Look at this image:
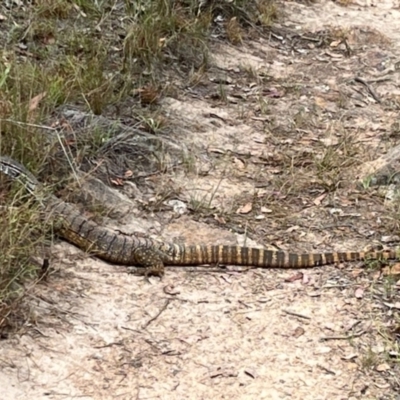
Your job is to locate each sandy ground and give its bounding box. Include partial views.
[2,1,400,399]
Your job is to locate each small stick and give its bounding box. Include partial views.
[319,330,365,341]
[142,299,171,329]
[354,77,381,103]
[283,309,311,320]
[0,119,57,130]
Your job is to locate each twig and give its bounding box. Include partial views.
[354,77,381,103]
[282,309,311,320]
[345,319,361,333]
[142,299,171,329]
[94,341,123,349]
[0,119,57,130]
[121,325,140,333]
[319,330,365,341]
[317,364,336,375]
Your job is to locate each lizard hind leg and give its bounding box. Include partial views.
[131,247,167,278]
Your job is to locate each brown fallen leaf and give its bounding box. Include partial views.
[313,192,327,206]
[341,353,358,361]
[354,287,364,299]
[284,272,303,283]
[236,202,252,214]
[314,96,327,109]
[383,263,400,276]
[263,87,284,98]
[372,270,381,281]
[208,147,225,154]
[376,363,390,372]
[28,91,47,122]
[214,214,226,225]
[314,346,332,355]
[351,268,363,278]
[163,285,180,296]
[293,326,305,338]
[124,170,133,178]
[383,302,400,310]
[29,91,47,113]
[137,85,160,105]
[110,178,124,186]
[62,133,76,146]
[233,157,245,169]
[42,33,55,45]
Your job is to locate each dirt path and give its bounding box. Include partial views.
[2,1,400,399]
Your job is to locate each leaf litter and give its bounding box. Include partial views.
[2,0,400,399]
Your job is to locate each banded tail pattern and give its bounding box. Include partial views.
[0,155,398,276]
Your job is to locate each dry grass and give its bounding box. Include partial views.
[0,0,278,330]
[1,0,400,396]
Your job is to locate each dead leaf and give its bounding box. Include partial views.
[324,50,344,58]
[330,40,342,47]
[314,96,326,109]
[208,147,225,154]
[110,178,124,186]
[124,170,133,178]
[286,225,300,233]
[336,262,346,270]
[28,92,47,113]
[372,271,382,282]
[42,33,55,45]
[383,263,400,276]
[214,214,226,224]
[371,345,384,354]
[260,207,272,213]
[263,87,283,98]
[233,157,245,169]
[236,202,252,214]
[320,137,339,146]
[351,269,363,278]
[381,235,400,243]
[314,346,332,355]
[376,363,390,372]
[354,287,364,299]
[163,285,180,296]
[269,168,282,175]
[284,272,303,282]
[341,353,358,361]
[383,302,400,309]
[138,85,159,105]
[347,363,358,371]
[293,326,305,338]
[313,193,327,206]
[64,138,76,146]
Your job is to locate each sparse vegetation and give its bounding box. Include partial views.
[0,0,278,330]
[1,0,400,396]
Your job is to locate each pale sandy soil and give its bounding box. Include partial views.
[2,1,400,399]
